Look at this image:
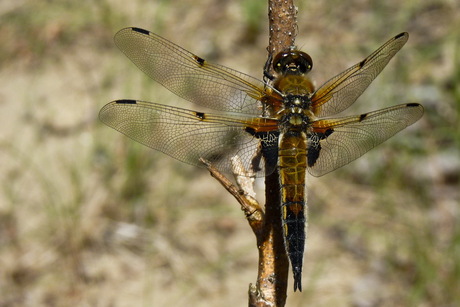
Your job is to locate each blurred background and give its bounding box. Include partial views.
[0,0,458,306]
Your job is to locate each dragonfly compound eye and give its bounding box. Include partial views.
[273,50,313,75]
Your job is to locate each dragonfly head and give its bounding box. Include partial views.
[273,50,313,76]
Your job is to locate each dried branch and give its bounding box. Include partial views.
[203,1,297,306]
[200,158,264,234]
[267,0,298,56]
[247,1,297,306]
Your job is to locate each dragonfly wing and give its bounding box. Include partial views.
[311,33,409,117]
[114,27,271,115]
[307,103,424,177]
[99,100,279,177]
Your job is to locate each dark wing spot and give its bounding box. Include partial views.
[359,113,368,121]
[307,144,321,167]
[244,129,279,172]
[358,58,366,69]
[395,32,406,39]
[307,129,334,167]
[324,128,333,137]
[406,103,420,107]
[194,55,205,66]
[244,127,257,135]
[116,99,137,104]
[259,131,279,170]
[131,27,149,35]
[194,112,205,120]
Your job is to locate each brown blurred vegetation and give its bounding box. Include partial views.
[0,0,459,306]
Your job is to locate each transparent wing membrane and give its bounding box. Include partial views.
[114,27,272,115]
[99,100,279,176]
[101,28,424,293]
[311,33,409,117]
[308,103,424,177]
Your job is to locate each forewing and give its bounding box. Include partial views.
[311,33,409,117]
[114,27,269,115]
[99,100,279,176]
[307,103,424,177]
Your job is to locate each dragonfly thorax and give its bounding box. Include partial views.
[275,94,314,129]
[284,94,311,109]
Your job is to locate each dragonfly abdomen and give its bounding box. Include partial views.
[278,131,308,292]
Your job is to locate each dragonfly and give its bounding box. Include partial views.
[99,27,424,292]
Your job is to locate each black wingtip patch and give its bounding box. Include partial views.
[131,27,149,35]
[395,32,407,39]
[193,55,205,66]
[194,112,205,120]
[117,99,137,104]
[406,103,420,107]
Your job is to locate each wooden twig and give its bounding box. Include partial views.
[203,1,297,306]
[200,158,264,234]
[248,1,297,306]
[267,0,297,56]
